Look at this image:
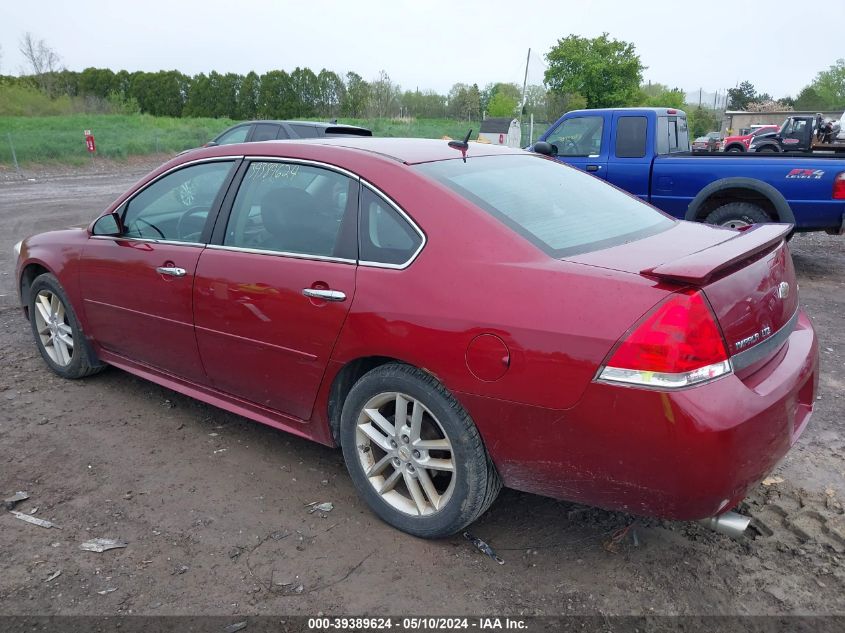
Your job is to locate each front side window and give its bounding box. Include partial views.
[122,161,234,242]
[216,125,250,145]
[359,187,423,266]
[545,116,604,156]
[417,154,673,257]
[223,161,357,259]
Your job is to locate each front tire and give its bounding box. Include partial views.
[28,273,105,379]
[704,202,771,229]
[340,363,501,538]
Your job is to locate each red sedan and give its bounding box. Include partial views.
[14,138,818,538]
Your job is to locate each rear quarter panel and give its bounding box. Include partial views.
[329,168,675,411]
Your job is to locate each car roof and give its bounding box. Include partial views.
[244,120,368,130]
[222,137,526,165]
[568,107,687,116]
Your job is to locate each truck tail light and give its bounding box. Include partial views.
[834,173,845,200]
[597,290,732,389]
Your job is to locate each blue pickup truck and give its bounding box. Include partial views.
[532,107,845,233]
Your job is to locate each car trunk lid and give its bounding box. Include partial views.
[567,222,798,367]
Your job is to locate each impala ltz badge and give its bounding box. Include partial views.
[735,325,773,351]
[777,282,790,299]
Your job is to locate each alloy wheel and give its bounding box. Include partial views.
[355,391,456,516]
[33,289,74,366]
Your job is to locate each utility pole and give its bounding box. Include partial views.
[520,47,531,121]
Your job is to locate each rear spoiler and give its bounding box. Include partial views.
[641,223,793,285]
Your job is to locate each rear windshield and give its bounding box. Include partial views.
[416,154,673,257]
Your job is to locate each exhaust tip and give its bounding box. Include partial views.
[698,511,751,539]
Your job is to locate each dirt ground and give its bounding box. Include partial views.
[1,160,844,619]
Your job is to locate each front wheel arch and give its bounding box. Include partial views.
[19,262,51,319]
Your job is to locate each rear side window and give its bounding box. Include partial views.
[615,117,647,158]
[359,187,423,266]
[657,116,690,154]
[417,155,672,257]
[251,123,279,142]
[290,124,320,138]
[223,161,357,259]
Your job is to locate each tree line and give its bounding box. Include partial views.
[5,31,840,132]
[0,31,718,126]
[0,62,576,122]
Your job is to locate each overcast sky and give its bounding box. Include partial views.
[0,0,839,100]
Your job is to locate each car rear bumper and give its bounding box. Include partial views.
[459,310,818,520]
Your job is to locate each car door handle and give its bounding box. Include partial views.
[586,165,601,172]
[302,288,346,302]
[156,266,187,277]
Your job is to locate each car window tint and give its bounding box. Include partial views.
[223,161,355,258]
[216,125,250,145]
[359,187,422,266]
[546,116,604,156]
[615,116,647,158]
[122,161,234,243]
[417,154,673,257]
[290,124,320,138]
[252,123,279,142]
[276,125,290,139]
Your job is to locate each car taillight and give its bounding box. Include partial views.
[597,290,732,389]
[834,173,845,200]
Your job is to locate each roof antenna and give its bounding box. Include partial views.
[448,129,472,162]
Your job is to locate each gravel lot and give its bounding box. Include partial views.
[1,160,844,618]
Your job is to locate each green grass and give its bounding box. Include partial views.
[0,114,236,165]
[0,115,482,166]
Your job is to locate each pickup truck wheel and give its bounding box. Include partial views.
[726,145,744,153]
[705,202,771,229]
[758,146,778,153]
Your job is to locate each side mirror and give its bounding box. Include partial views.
[92,212,122,236]
[203,141,219,147]
[533,141,557,156]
